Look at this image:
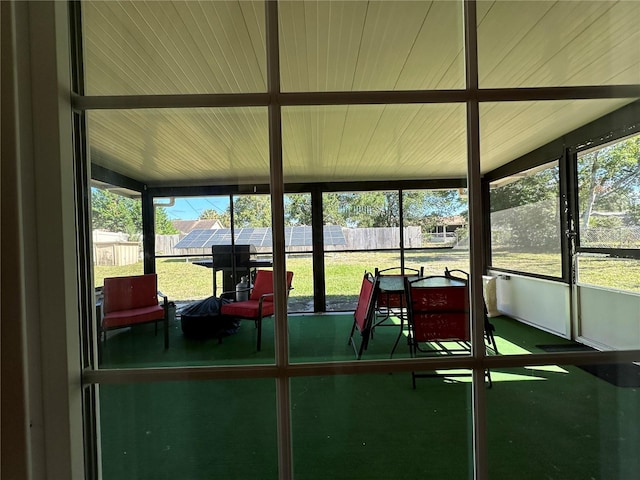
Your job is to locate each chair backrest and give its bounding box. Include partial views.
[375,266,423,308]
[444,267,469,282]
[444,267,494,332]
[354,271,380,332]
[375,266,424,277]
[249,270,294,301]
[404,275,469,342]
[103,274,158,313]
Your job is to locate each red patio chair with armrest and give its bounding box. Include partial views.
[347,271,380,359]
[101,273,170,349]
[404,275,491,389]
[220,269,294,351]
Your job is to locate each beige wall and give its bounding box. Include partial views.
[1,2,84,479]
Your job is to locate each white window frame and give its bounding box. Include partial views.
[6,2,640,479]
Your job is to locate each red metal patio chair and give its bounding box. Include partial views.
[220,269,294,351]
[101,273,170,349]
[347,271,380,359]
[404,275,492,389]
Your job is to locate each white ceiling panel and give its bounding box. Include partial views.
[480,98,636,171]
[83,1,267,94]
[478,0,640,87]
[278,1,369,92]
[83,1,640,187]
[88,108,270,186]
[278,0,465,91]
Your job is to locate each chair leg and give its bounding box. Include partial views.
[356,327,371,360]
[164,315,169,349]
[256,318,262,351]
[487,331,499,354]
[348,319,357,345]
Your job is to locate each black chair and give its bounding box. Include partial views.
[372,266,424,357]
[373,266,424,322]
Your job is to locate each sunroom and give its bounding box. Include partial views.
[3,1,640,479]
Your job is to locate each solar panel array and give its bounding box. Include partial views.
[175,225,346,249]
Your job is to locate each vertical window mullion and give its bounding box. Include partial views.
[463,1,489,480]
[399,188,405,271]
[265,2,293,480]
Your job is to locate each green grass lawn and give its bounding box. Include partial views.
[94,250,473,306]
[93,249,640,308]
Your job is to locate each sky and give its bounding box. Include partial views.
[161,197,229,220]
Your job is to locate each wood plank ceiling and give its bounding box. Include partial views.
[82,0,640,187]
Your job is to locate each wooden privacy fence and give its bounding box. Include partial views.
[155,227,423,256]
[341,226,422,250]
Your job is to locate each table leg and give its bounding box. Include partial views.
[390,311,407,358]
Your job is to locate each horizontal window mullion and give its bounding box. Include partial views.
[73,84,640,112]
[575,248,640,260]
[83,348,640,385]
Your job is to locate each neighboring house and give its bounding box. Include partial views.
[171,219,225,235]
[428,215,466,243]
[438,215,466,233]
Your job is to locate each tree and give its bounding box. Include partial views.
[403,190,466,232]
[489,164,560,251]
[578,135,640,229]
[212,190,466,231]
[232,195,272,227]
[490,166,559,213]
[199,208,230,226]
[285,195,312,226]
[333,192,395,227]
[155,208,179,235]
[91,189,178,237]
[91,189,140,238]
[321,193,346,226]
[507,199,560,251]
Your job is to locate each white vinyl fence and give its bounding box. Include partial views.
[93,242,140,266]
